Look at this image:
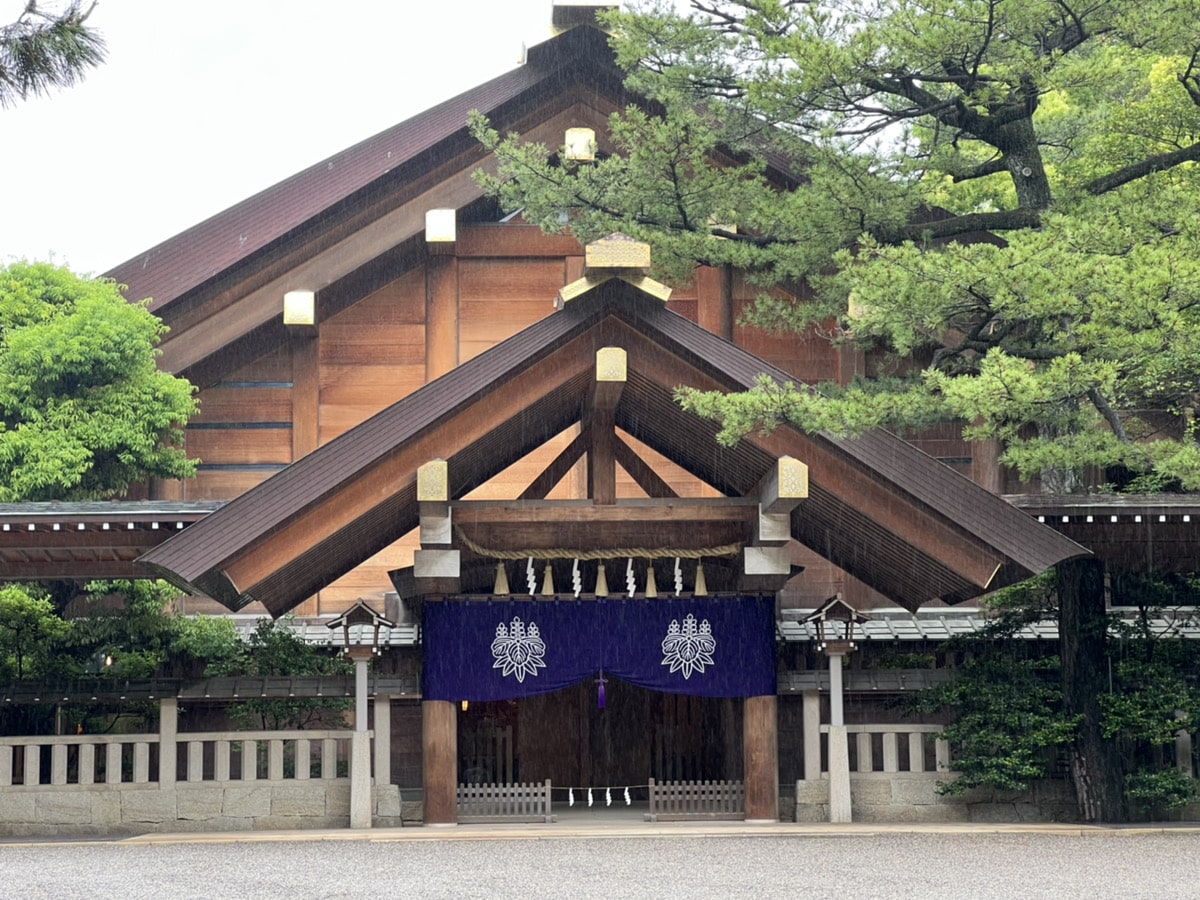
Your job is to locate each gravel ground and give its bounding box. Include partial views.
[3,833,1199,900]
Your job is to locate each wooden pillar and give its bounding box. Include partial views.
[743,694,779,822]
[696,264,734,341]
[425,253,459,381]
[291,331,320,615]
[422,699,458,825]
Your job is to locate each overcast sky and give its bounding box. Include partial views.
[0,0,563,275]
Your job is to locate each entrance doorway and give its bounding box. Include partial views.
[457,680,744,814]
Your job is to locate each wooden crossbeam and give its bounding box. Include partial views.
[519,429,589,501]
[613,434,678,499]
[586,348,627,505]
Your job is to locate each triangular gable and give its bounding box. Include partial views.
[139,279,1087,616]
[108,24,633,388]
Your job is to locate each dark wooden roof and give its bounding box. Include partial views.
[0,501,223,582]
[140,280,1086,616]
[104,24,626,385]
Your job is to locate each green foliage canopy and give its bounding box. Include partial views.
[0,262,198,501]
[474,0,1200,489]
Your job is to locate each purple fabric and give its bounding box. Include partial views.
[422,596,776,701]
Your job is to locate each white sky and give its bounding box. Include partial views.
[0,0,564,275]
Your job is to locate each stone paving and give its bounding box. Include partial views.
[3,821,1200,898]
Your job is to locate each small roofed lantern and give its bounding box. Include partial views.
[326,599,394,830]
[425,208,457,243]
[564,127,596,162]
[326,598,396,660]
[803,593,870,654]
[283,289,316,326]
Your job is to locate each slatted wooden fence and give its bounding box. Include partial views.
[645,778,745,821]
[457,780,555,823]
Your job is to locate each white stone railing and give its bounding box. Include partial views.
[817,724,950,776]
[177,730,354,783]
[0,733,161,787]
[0,728,358,788]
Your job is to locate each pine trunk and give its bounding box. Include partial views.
[1056,557,1126,821]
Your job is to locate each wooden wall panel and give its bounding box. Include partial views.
[320,532,419,614]
[318,364,426,443]
[192,387,291,424]
[188,469,280,499]
[733,298,838,384]
[458,258,565,363]
[185,429,291,465]
[224,347,292,383]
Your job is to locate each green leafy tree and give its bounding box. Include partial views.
[207,618,352,731]
[0,261,198,501]
[0,1,104,108]
[913,656,1079,794]
[0,583,70,679]
[475,0,1200,491]
[476,0,1200,822]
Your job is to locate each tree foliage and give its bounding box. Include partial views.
[206,618,352,731]
[0,262,198,500]
[474,0,1200,489]
[0,1,104,108]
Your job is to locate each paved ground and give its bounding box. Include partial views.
[4,822,1200,899]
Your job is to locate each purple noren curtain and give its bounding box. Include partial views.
[422,596,776,701]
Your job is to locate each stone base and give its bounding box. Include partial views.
[0,780,407,838]
[795,774,1077,824]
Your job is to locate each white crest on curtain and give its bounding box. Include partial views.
[660,613,716,680]
[491,616,546,683]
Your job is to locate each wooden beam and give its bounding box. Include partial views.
[696,264,734,341]
[425,253,459,381]
[612,435,678,499]
[587,348,626,505]
[520,428,589,500]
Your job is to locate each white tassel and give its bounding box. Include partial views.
[626,558,636,597]
[624,786,631,806]
[526,557,536,595]
[572,558,582,598]
[674,557,682,596]
[587,788,594,807]
[606,787,612,806]
[569,788,575,807]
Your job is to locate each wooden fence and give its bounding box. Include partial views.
[456,780,555,823]
[645,778,745,821]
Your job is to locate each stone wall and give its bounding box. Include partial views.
[0,783,421,839]
[795,774,1077,823]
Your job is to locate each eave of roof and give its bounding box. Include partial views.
[141,280,1086,616]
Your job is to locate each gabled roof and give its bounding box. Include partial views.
[139,279,1087,616]
[105,25,632,387]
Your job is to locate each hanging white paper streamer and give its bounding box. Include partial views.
[624,786,631,806]
[526,556,537,595]
[569,788,575,807]
[674,557,682,596]
[572,558,582,598]
[605,787,612,807]
[626,558,635,597]
[587,788,594,808]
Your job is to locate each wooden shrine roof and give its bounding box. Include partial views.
[138,279,1086,616]
[0,501,223,581]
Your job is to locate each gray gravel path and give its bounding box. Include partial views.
[3,833,1200,900]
